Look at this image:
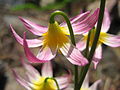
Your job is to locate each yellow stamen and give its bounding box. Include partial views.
[32,77,57,90]
[43,21,69,50]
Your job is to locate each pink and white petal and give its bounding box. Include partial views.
[60,43,88,66]
[76,37,86,51]
[36,46,56,60]
[94,45,102,60]
[55,74,71,89]
[101,8,111,32]
[82,72,89,88]
[89,80,102,90]
[23,32,49,63]
[100,33,120,47]
[19,17,47,36]
[20,58,41,82]
[12,69,32,90]
[92,45,102,69]
[60,11,90,27]
[41,61,53,77]
[70,11,91,24]
[72,8,100,34]
[10,25,43,48]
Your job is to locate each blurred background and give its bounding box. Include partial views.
[0,0,120,90]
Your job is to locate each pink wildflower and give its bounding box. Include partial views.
[10,9,99,66]
[12,59,71,90]
[76,8,120,69]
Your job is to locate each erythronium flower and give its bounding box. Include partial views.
[12,59,71,90]
[10,8,99,66]
[76,8,120,69]
[65,73,101,90]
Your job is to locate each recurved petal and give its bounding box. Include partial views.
[19,17,47,36]
[89,80,101,90]
[100,33,120,47]
[12,69,32,90]
[70,11,91,24]
[60,10,90,27]
[41,61,53,77]
[60,43,88,66]
[23,32,48,63]
[76,37,86,51]
[20,58,40,82]
[101,8,111,32]
[10,25,43,48]
[72,8,100,34]
[55,74,71,89]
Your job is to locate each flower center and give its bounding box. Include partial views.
[43,21,69,50]
[32,77,57,90]
[84,29,103,46]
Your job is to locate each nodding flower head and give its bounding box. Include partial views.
[12,59,71,90]
[10,8,100,66]
[76,8,120,69]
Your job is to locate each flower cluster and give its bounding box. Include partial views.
[10,2,120,89]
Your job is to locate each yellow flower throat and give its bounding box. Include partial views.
[32,77,57,90]
[84,29,107,46]
[43,21,69,50]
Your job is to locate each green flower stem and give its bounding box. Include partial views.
[45,77,60,90]
[50,11,78,90]
[85,30,91,57]
[78,0,106,89]
[79,30,91,80]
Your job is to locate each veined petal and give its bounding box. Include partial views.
[89,80,101,90]
[76,37,86,51]
[10,25,43,48]
[20,58,40,82]
[55,74,71,89]
[72,8,100,34]
[60,11,90,27]
[100,33,120,47]
[60,43,88,66]
[70,11,91,24]
[19,17,47,36]
[101,8,111,32]
[41,61,53,77]
[12,69,32,90]
[23,32,48,63]
[36,47,56,61]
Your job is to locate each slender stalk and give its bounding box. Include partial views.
[84,30,91,58]
[49,11,78,90]
[79,30,91,80]
[78,0,106,89]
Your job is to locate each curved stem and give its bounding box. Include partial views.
[45,77,60,90]
[50,11,78,90]
[50,11,76,45]
[78,0,106,89]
